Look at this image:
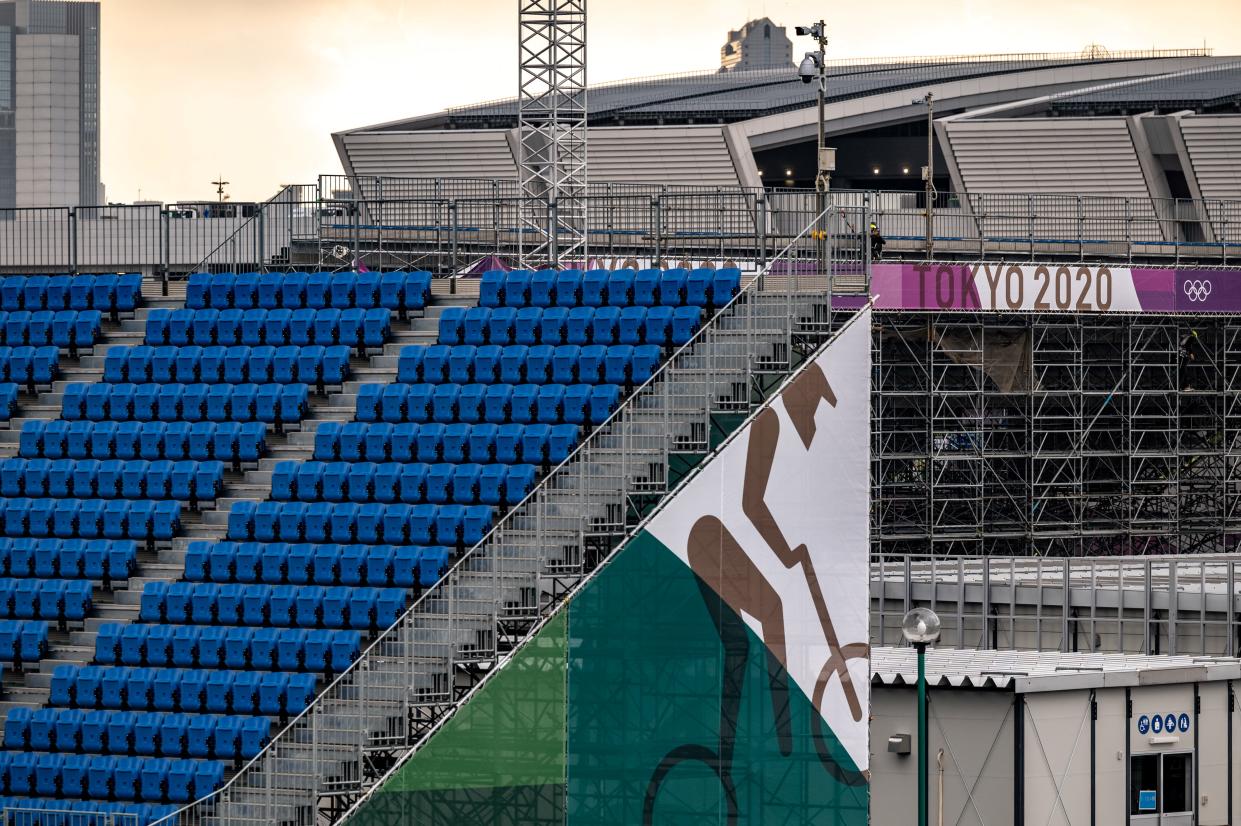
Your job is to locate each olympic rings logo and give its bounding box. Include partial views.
[1184,279,1213,303]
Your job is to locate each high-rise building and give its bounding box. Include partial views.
[0,0,99,209]
[719,18,793,72]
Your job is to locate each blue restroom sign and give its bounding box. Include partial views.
[1165,714,1177,734]
[1152,715,1163,733]
[1137,715,1150,734]
[1178,713,1190,733]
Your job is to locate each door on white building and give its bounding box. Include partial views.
[1131,752,1194,825]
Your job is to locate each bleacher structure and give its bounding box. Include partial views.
[0,243,826,826]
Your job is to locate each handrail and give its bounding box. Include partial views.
[150,202,854,826]
[184,184,305,276]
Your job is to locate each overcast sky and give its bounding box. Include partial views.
[99,0,1241,204]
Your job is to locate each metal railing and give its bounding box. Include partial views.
[873,554,1241,658]
[153,205,866,826]
[1,807,139,826]
[7,175,1241,276]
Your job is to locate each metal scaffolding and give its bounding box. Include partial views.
[873,311,1238,557]
[517,0,588,267]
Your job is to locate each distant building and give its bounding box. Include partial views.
[720,18,792,72]
[0,0,101,209]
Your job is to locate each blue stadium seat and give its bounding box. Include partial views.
[540,307,568,346]
[711,268,742,307]
[618,307,646,345]
[438,307,466,345]
[658,267,688,306]
[514,307,541,346]
[562,384,591,425]
[529,270,556,307]
[605,269,635,306]
[634,269,661,306]
[479,270,505,308]
[503,271,531,308]
[525,344,554,384]
[644,305,674,346]
[554,270,582,307]
[580,269,609,307]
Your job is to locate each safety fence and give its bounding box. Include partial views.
[148,206,864,826]
[6,175,1241,277]
[0,186,317,277]
[873,553,1241,659]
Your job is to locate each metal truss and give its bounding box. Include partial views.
[873,312,1239,557]
[517,0,587,267]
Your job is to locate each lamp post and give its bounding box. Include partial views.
[902,607,942,826]
[922,92,935,258]
[795,22,834,276]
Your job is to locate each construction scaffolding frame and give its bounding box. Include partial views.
[516,0,588,267]
[872,311,1240,558]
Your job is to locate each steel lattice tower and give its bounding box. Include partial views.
[517,0,587,267]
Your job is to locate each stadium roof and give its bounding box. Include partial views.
[1049,61,1241,114]
[351,48,1227,133]
[333,48,1241,199]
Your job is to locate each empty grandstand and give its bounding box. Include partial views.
[3,6,1241,820]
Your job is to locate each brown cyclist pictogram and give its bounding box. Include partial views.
[643,361,869,825]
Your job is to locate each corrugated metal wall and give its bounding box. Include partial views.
[337,125,741,188]
[943,118,1152,197]
[1178,115,1241,201]
[585,126,739,186]
[339,129,517,180]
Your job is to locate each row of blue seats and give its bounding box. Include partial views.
[228,500,491,547]
[271,461,537,508]
[0,798,180,826]
[97,623,361,675]
[0,579,92,622]
[356,382,620,427]
[186,271,431,313]
[478,267,741,310]
[145,308,390,350]
[0,539,137,582]
[315,421,579,467]
[105,345,352,387]
[21,421,266,466]
[0,620,48,662]
[6,708,270,762]
[0,347,59,385]
[184,542,449,589]
[0,312,101,349]
[1,498,180,542]
[0,752,224,805]
[139,582,406,632]
[399,343,661,387]
[50,665,316,717]
[439,304,701,348]
[62,383,309,425]
[0,275,143,315]
[0,460,224,504]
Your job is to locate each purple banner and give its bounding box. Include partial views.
[848,263,1241,314]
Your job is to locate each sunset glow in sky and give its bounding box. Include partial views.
[99,0,1241,204]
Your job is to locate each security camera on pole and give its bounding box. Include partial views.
[795,21,835,281]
